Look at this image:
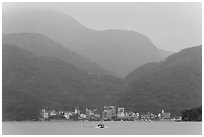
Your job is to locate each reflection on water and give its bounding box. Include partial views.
[2,121,202,135]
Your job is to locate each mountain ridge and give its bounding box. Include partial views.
[3,9,171,77]
[3,33,116,76]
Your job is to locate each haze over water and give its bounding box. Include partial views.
[2,121,202,135]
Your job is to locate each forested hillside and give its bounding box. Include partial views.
[118,46,202,115]
[2,44,123,121]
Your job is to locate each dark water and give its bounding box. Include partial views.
[2,121,202,135]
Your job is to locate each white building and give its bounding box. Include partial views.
[117,107,125,118]
[80,114,86,119]
[64,112,70,120]
[42,112,49,119]
[75,107,80,114]
[41,109,49,119]
[50,110,57,116]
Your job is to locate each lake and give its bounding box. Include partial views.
[2,121,202,135]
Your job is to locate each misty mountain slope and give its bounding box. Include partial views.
[2,33,115,76]
[158,48,173,59]
[3,9,169,77]
[2,44,123,121]
[118,46,202,115]
[76,29,162,78]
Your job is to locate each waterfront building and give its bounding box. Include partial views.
[150,113,157,120]
[162,112,171,119]
[85,108,91,120]
[161,110,171,119]
[158,113,161,118]
[50,110,57,116]
[135,113,140,120]
[80,114,86,119]
[64,112,70,120]
[141,112,151,121]
[124,112,128,117]
[74,107,80,114]
[104,106,116,120]
[124,111,137,120]
[130,112,136,118]
[43,113,49,119]
[86,108,97,120]
[40,109,49,119]
[117,107,125,119]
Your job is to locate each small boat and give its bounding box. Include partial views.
[95,121,108,129]
[97,123,105,128]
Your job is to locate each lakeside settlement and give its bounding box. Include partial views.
[40,106,182,122]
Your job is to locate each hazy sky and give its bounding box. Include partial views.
[3,2,202,51]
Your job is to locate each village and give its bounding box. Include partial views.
[40,106,182,121]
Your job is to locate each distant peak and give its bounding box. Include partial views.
[3,9,88,30]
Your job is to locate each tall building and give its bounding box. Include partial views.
[117,107,125,119]
[85,108,91,120]
[74,107,80,114]
[104,106,116,119]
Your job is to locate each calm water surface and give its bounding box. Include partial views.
[2,121,202,135]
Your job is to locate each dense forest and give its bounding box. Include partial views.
[2,44,123,121]
[182,106,202,121]
[118,46,202,115]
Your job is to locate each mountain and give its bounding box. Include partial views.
[2,33,115,76]
[2,43,201,120]
[118,46,202,115]
[158,48,173,59]
[3,9,169,78]
[2,44,123,121]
